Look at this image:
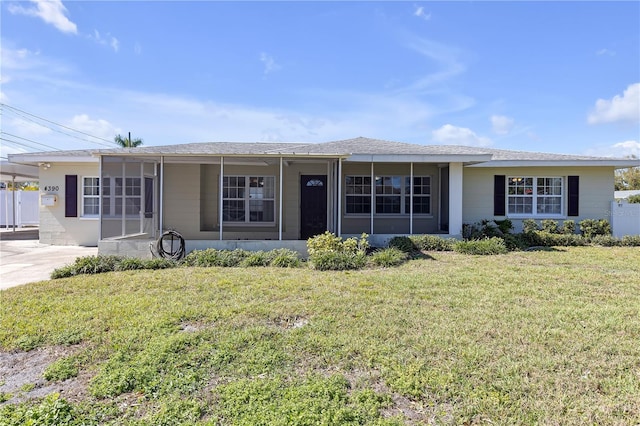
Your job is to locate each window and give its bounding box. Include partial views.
[507,176,563,216]
[100,177,143,217]
[223,176,275,223]
[82,177,100,216]
[345,176,371,214]
[345,175,430,215]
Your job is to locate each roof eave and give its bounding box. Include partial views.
[467,160,640,169]
[7,154,98,165]
[346,154,493,163]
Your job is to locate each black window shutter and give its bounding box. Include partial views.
[494,175,506,216]
[65,175,78,217]
[568,176,579,217]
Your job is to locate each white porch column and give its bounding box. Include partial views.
[219,156,224,241]
[448,162,463,236]
[279,157,283,241]
[370,162,374,235]
[409,162,414,235]
[159,156,164,234]
[99,156,103,240]
[337,158,342,237]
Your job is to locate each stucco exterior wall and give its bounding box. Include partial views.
[463,166,615,231]
[38,162,100,246]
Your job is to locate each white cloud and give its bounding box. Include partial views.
[8,0,77,34]
[431,124,492,147]
[490,115,514,135]
[68,114,120,140]
[89,30,119,53]
[584,140,640,158]
[596,48,615,56]
[413,5,431,21]
[259,52,281,75]
[588,83,640,125]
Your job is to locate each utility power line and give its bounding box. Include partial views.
[1,132,61,151]
[0,103,119,148]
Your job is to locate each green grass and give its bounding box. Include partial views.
[1,247,639,425]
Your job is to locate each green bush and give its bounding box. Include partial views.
[579,219,611,239]
[525,231,586,247]
[621,235,640,246]
[182,248,249,267]
[51,255,122,278]
[269,249,301,268]
[114,257,147,271]
[562,220,576,235]
[369,248,408,267]
[307,232,369,270]
[495,219,514,234]
[309,251,367,271]
[453,237,508,255]
[628,194,640,203]
[387,236,415,253]
[409,235,454,251]
[522,219,539,233]
[541,219,559,234]
[590,235,620,247]
[241,250,273,267]
[502,233,531,251]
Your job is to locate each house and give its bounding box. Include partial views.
[8,137,638,257]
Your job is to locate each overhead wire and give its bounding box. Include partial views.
[0,103,119,148]
[1,132,61,151]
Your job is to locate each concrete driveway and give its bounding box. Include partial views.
[0,228,98,290]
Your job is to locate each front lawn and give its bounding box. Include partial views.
[1,247,639,425]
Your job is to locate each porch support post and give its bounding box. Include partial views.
[121,161,126,237]
[409,162,414,235]
[449,162,463,237]
[11,175,16,232]
[279,156,283,241]
[219,156,224,241]
[337,158,342,237]
[159,156,164,234]
[370,162,374,235]
[98,156,103,240]
[139,162,144,234]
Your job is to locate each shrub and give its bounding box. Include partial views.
[387,236,415,253]
[502,233,530,251]
[453,237,508,255]
[579,219,611,239]
[269,249,301,268]
[495,219,514,234]
[525,231,586,247]
[590,235,620,247]
[522,219,539,233]
[144,258,179,270]
[114,257,147,271]
[462,220,505,240]
[241,250,273,267]
[182,248,249,267]
[369,248,408,267]
[541,219,559,234]
[307,232,369,270]
[310,252,367,271]
[621,235,640,246]
[410,235,454,251]
[562,220,576,235]
[51,255,122,278]
[628,194,640,203]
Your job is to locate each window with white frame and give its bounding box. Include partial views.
[82,177,100,216]
[507,176,563,216]
[345,175,431,215]
[223,176,275,223]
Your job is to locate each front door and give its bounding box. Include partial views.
[300,175,327,239]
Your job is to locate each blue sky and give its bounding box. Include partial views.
[1,1,639,159]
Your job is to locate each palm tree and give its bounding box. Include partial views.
[114,133,143,148]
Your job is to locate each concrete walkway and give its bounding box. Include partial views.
[0,228,98,290]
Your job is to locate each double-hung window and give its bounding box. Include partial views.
[100,177,142,216]
[345,175,431,215]
[507,177,563,216]
[82,177,100,216]
[223,176,275,223]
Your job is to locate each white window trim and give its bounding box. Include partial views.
[345,175,432,216]
[506,176,565,218]
[81,176,100,218]
[222,175,276,225]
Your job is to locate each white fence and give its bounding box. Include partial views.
[0,190,39,228]
[611,201,640,237]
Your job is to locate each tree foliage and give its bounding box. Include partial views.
[614,155,640,191]
[114,134,143,148]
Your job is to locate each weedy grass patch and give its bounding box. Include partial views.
[1,247,639,425]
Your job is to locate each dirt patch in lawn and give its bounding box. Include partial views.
[0,346,90,404]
